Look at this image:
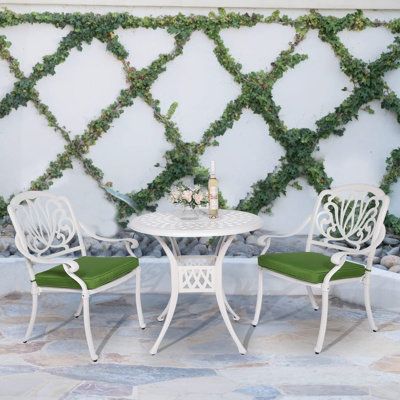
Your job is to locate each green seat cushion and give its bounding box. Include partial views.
[35,256,139,290]
[258,252,365,284]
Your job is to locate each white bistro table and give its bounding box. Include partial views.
[129,209,262,355]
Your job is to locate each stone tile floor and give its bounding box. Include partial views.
[0,292,400,399]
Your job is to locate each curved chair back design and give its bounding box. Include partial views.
[7,191,86,260]
[306,184,390,257]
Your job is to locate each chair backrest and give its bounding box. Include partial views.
[7,191,85,260]
[306,184,390,255]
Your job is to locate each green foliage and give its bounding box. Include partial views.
[0,195,7,221]
[0,8,399,234]
[381,148,400,194]
[385,213,400,235]
[380,91,400,234]
[166,102,178,120]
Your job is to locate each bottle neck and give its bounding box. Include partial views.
[210,161,216,177]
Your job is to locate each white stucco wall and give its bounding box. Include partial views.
[0,2,399,236]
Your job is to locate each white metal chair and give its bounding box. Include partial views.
[252,184,390,354]
[8,191,146,362]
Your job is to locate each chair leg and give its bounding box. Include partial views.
[306,286,319,311]
[315,286,329,354]
[82,294,98,362]
[74,299,83,318]
[252,268,264,327]
[364,273,377,332]
[135,267,146,329]
[23,290,38,343]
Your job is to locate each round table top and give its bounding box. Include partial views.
[129,209,263,237]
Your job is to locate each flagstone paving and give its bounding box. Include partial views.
[0,292,399,399]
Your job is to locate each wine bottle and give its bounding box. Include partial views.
[208,160,218,219]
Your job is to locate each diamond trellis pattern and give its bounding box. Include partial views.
[179,266,214,292]
[0,10,399,231]
[220,23,296,73]
[36,39,128,137]
[338,27,396,63]
[151,31,241,143]
[116,27,175,70]
[200,109,284,206]
[272,30,353,130]
[87,98,172,194]
[317,101,400,187]
[0,102,66,197]
[0,23,71,76]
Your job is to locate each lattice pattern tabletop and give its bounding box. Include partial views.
[129,209,263,237]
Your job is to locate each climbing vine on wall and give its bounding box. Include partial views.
[0,9,399,233]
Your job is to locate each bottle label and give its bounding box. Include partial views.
[209,187,218,210]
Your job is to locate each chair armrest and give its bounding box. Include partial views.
[61,259,80,273]
[31,257,87,291]
[60,259,90,291]
[18,246,80,267]
[330,251,349,266]
[79,222,139,252]
[322,251,350,285]
[258,216,312,253]
[18,249,84,287]
[324,251,361,286]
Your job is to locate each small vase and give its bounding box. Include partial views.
[180,206,199,220]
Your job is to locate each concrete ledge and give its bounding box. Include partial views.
[332,268,400,313]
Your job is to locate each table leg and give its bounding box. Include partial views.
[216,237,240,321]
[158,237,239,324]
[156,238,180,322]
[151,235,245,355]
[223,290,240,321]
[151,290,178,355]
[215,235,246,354]
[150,236,179,355]
[169,237,181,257]
[157,298,170,322]
[158,287,238,322]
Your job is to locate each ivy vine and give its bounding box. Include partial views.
[0,8,399,234]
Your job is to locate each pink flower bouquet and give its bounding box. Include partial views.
[169,182,208,209]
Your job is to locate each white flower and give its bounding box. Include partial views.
[170,189,181,202]
[181,190,193,203]
[193,192,203,205]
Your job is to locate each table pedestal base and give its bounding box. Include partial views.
[150,235,246,355]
